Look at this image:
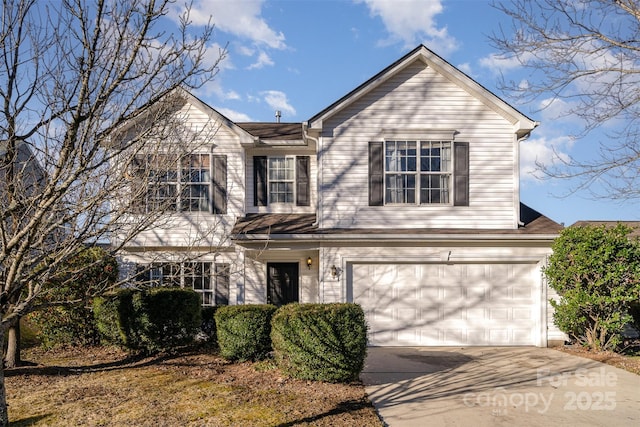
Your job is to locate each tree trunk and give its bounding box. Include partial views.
[0,326,8,427]
[3,319,20,369]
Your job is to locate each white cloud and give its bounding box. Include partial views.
[175,1,286,49]
[520,135,574,182]
[478,52,523,75]
[261,90,296,117]
[215,107,252,122]
[197,78,241,101]
[355,0,457,52]
[247,51,274,70]
[457,62,472,75]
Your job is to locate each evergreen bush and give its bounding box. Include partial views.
[215,304,277,361]
[28,247,118,348]
[94,287,201,353]
[271,303,367,383]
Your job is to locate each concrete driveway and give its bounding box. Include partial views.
[361,347,640,427]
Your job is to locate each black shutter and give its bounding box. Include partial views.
[454,142,469,206]
[215,263,230,306]
[254,156,267,206]
[369,141,384,206]
[296,156,310,206]
[212,155,227,214]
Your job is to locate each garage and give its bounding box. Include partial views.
[350,262,540,346]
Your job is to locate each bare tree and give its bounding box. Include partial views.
[0,0,223,424]
[490,0,640,199]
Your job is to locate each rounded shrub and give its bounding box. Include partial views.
[135,288,202,353]
[93,288,138,348]
[215,304,277,361]
[270,303,368,383]
[94,287,201,353]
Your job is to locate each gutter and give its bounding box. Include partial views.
[232,232,560,243]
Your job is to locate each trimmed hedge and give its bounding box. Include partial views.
[93,289,138,347]
[271,303,367,383]
[137,288,202,352]
[93,287,201,353]
[215,304,277,361]
[200,306,219,344]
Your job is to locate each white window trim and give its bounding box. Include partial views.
[138,153,212,213]
[267,155,296,204]
[383,140,453,206]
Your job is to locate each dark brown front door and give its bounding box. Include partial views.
[267,262,299,306]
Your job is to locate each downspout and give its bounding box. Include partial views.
[302,122,321,228]
[516,122,539,227]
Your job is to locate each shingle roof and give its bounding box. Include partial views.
[571,220,640,237]
[235,122,303,140]
[232,204,562,239]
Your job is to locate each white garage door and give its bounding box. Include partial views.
[350,263,539,346]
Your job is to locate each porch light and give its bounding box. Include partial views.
[306,256,313,269]
[330,264,338,278]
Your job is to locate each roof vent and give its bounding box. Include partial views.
[275,110,281,123]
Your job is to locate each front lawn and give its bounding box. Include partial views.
[6,346,382,426]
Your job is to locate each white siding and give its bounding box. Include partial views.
[245,146,317,214]
[242,250,320,304]
[126,101,245,248]
[319,61,519,230]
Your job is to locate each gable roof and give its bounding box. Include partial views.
[111,87,256,145]
[307,45,537,138]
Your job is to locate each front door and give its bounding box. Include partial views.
[267,262,299,306]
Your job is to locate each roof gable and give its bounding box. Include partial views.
[112,87,256,145]
[307,45,537,138]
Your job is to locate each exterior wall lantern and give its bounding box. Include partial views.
[330,264,338,279]
[306,256,312,270]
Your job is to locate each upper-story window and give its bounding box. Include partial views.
[254,155,310,207]
[369,139,468,207]
[385,141,451,204]
[181,154,211,211]
[268,157,295,203]
[132,153,227,214]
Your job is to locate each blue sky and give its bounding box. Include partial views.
[167,0,639,226]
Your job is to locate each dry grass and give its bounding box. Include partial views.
[6,346,382,426]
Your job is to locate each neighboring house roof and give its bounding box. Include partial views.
[236,123,303,141]
[307,44,538,138]
[232,203,562,240]
[571,220,640,238]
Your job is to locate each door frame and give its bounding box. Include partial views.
[266,262,300,306]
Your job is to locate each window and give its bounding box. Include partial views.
[134,261,230,307]
[184,262,213,305]
[254,156,310,206]
[181,154,210,212]
[384,140,451,204]
[136,263,180,287]
[268,157,295,203]
[132,153,226,214]
[369,140,468,206]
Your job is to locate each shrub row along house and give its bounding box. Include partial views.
[114,45,565,347]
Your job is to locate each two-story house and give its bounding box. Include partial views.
[118,45,565,347]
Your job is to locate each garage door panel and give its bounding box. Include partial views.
[351,262,538,346]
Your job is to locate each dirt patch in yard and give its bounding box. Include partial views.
[6,346,383,426]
